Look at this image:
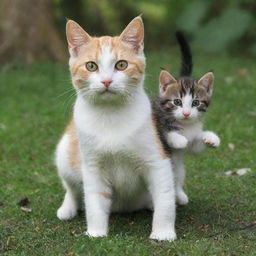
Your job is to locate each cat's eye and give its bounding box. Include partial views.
[86,61,98,72]
[115,60,128,71]
[173,99,182,106]
[192,100,200,107]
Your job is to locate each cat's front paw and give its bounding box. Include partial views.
[167,132,188,149]
[202,131,220,148]
[150,229,177,242]
[85,230,107,238]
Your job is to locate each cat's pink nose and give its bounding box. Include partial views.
[183,111,190,117]
[102,79,113,88]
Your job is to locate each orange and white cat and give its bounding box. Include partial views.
[55,17,177,241]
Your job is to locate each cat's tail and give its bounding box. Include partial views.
[175,31,193,77]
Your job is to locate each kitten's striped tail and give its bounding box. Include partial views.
[175,31,193,77]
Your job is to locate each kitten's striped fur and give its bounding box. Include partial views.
[152,32,220,205]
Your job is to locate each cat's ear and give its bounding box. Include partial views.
[120,16,144,51]
[159,70,177,95]
[198,72,214,96]
[66,20,91,56]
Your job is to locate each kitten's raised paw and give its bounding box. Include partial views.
[85,230,107,238]
[202,131,220,148]
[57,206,77,220]
[167,133,188,149]
[150,229,177,242]
[176,190,189,205]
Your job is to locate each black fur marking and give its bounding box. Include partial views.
[176,31,193,77]
[190,86,195,97]
[180,82,186,97]
[201,100,209,107]
[151,99,180,155]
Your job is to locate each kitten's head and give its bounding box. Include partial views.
[66,17,145,106]
[159,70,214,123]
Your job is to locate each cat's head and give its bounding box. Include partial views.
[66,17,145,106]
[159,70,214,123]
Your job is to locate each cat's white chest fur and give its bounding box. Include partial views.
[74,91,151,152]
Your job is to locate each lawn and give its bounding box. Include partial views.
[0,49,255,256]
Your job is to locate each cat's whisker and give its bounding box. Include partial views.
[61,91,77,116]
[57,87,76,98]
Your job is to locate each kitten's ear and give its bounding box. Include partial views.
[198,72,214,96]
[120,16,144,51]
[159,70,177,95]
[66,20,91,56]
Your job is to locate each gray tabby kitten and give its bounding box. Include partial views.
[152,32,220,205]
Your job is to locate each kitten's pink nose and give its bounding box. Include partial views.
[183,111,190,117]
[102,79,113,88]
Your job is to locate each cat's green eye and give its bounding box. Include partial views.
[86,61,98,72]
[192,100,200,107]
[173,99,182,106]
[115,60,128,71]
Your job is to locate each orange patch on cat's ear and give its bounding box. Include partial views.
[66,20,91,56]
[159,70,177,96]
[198,72,214,95]
[120,16,144,51]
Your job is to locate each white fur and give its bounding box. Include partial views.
[56,46,176,241]
[172,94,200,122]
[167,132,188,149]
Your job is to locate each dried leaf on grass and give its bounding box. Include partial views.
[247,111,256,116]
[6,236,16,247]
[20,207,32,213]
[224,168,251,176]
[197,224,209,232]
[236,168,251,176]
[238,68,248,77]
[224,170,234,176]
[228,143,235,150]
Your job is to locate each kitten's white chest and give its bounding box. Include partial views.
[178,122,202,143]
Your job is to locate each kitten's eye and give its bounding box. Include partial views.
[86,61,98,72]
[115,60,128,71]
[192,100,200,107]
[173,99,182,106]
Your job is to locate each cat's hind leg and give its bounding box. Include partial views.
[55,134,83,220]
[57,179,82,220]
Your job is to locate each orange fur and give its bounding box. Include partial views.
[98,192,112,199]
[151,117,168,160]
[69,36,144,88]
[65,120,81,170]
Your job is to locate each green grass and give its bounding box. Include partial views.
[0,50,256,256]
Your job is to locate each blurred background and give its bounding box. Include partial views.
[0,0,256,65]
